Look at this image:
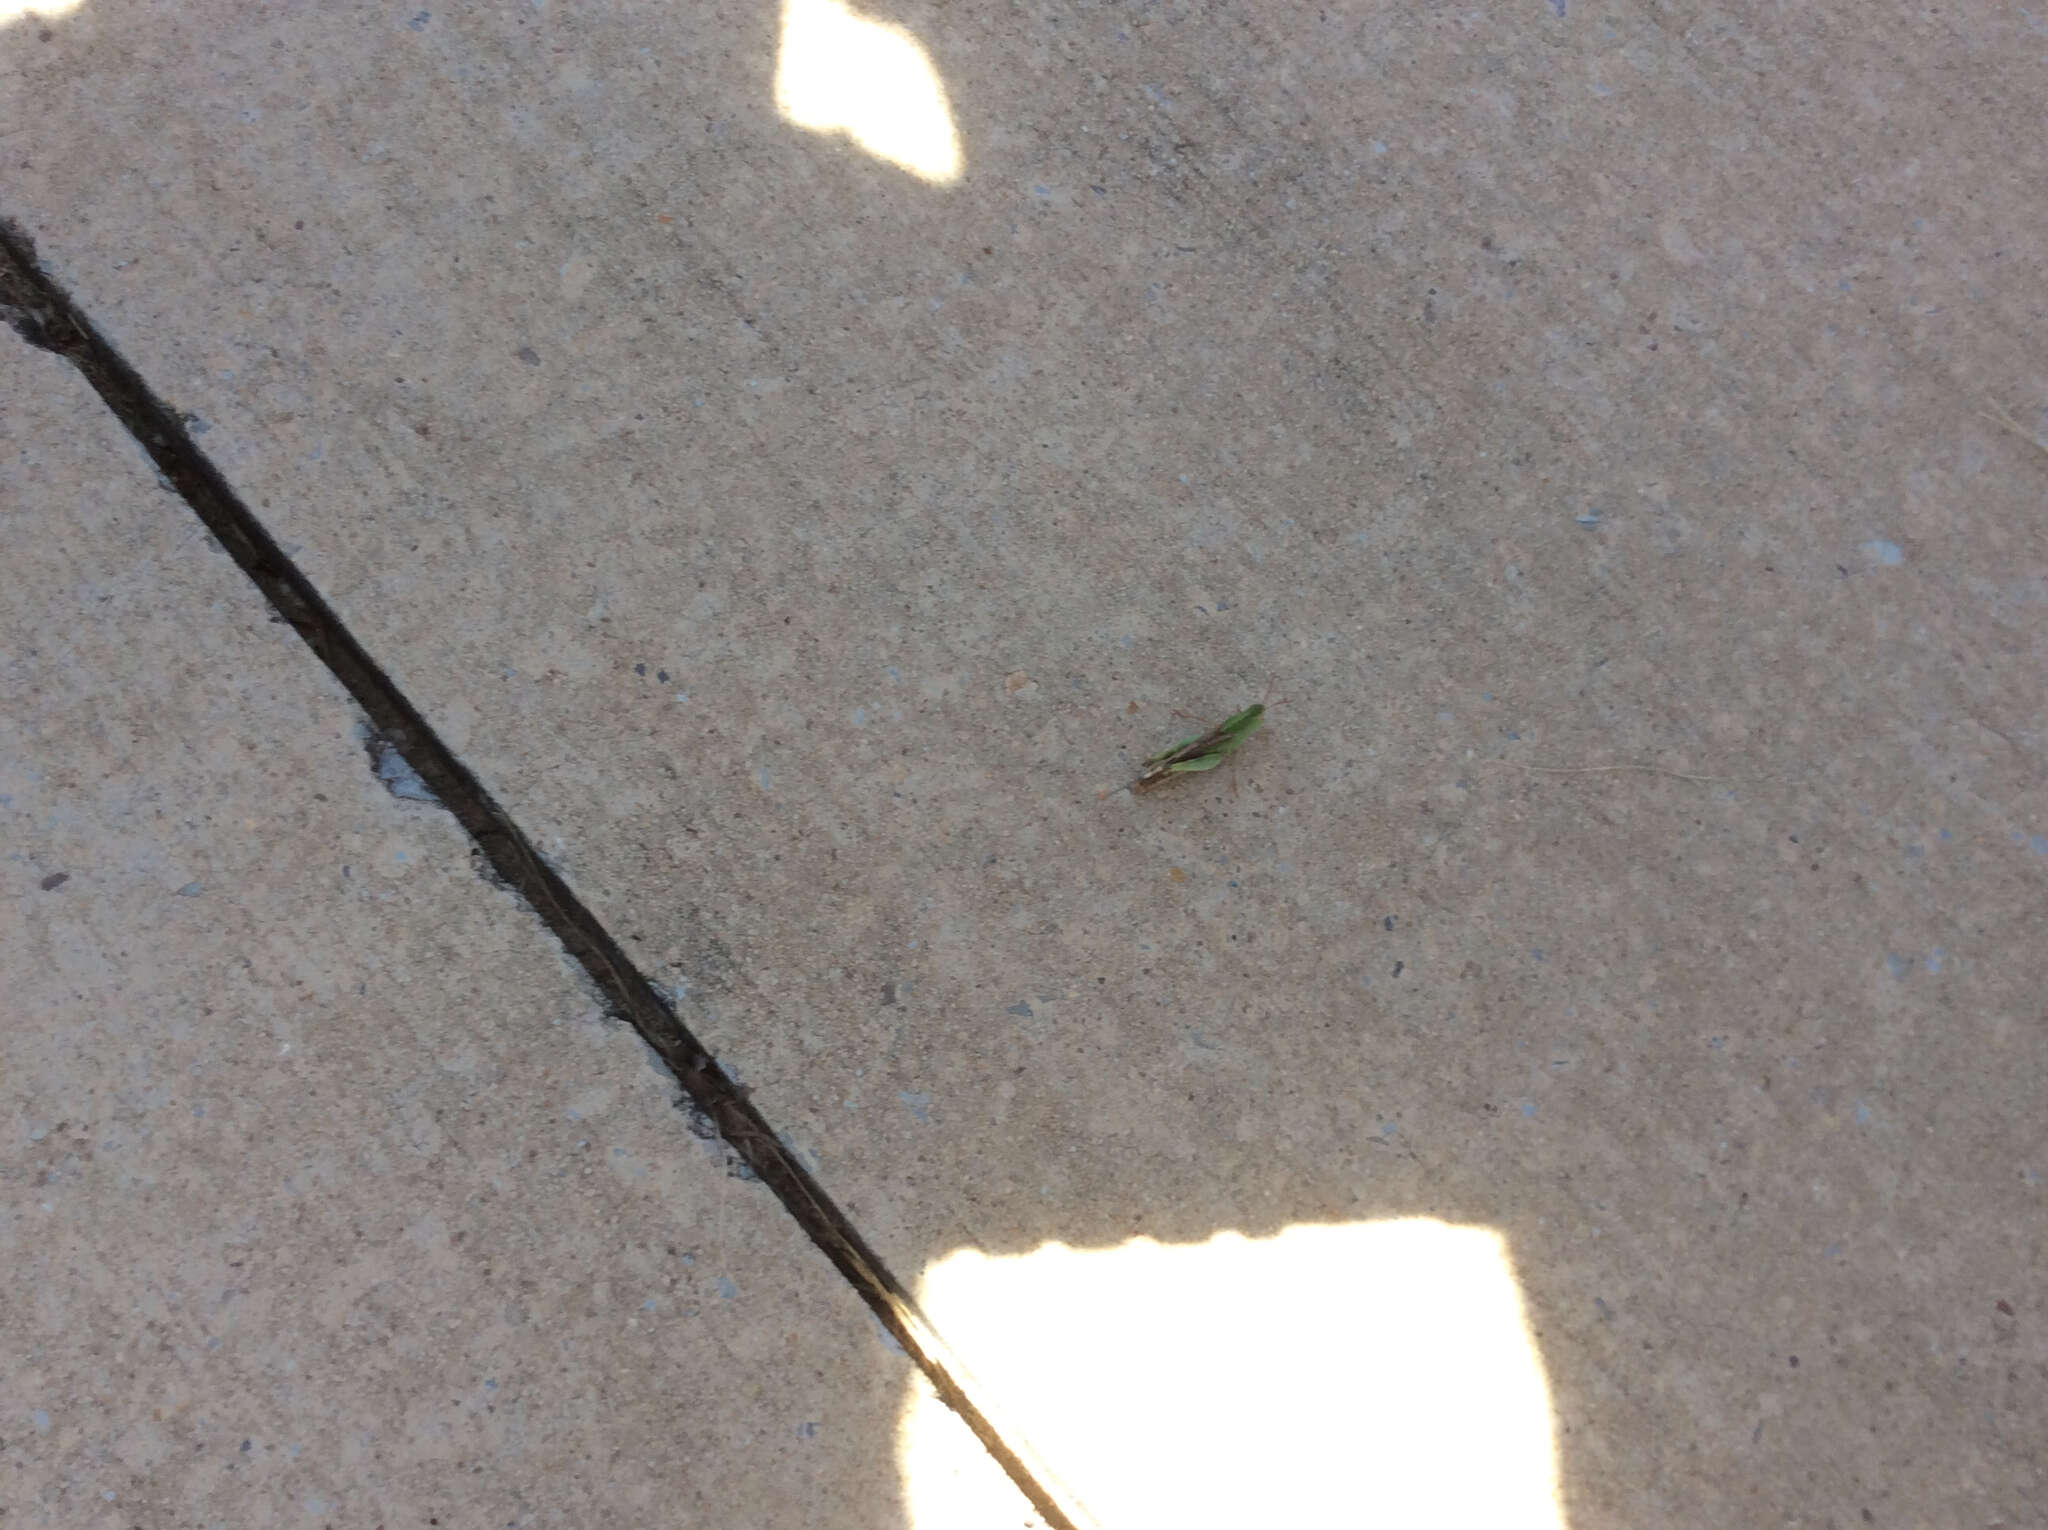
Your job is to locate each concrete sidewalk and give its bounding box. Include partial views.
[5,1,2044,1525]
[1,327,1035,1527]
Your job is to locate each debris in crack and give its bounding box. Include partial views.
[360,724,442,804]
[675,1095,722,1142]
[0,291,57,352]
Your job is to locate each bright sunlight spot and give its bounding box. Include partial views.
[900,1218,1567,1530]
[0,1,83,21]
[773,0,962,185]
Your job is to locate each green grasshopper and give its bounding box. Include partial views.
[1127,703,1267,792]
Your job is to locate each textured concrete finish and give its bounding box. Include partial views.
[0,331,1036,1529]
[5,1,2046,1524]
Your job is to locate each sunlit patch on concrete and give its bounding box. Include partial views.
[773,0,962,185]
[1,1,85,22]
[900,1218,1566,1529]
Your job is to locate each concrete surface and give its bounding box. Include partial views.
[0,328,1036,1528]
[4,0,2045,1525]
